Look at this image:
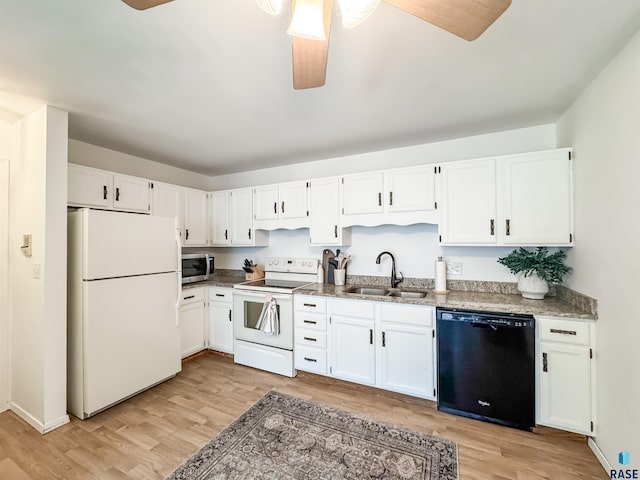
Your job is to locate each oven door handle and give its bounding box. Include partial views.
[235,291,292,302]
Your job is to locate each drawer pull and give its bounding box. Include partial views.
[550,328,577,336]
[303,303,317,308]
[542,352,548,372]
[303,357,317,363]
[215,293,225,297]
[303,337,317,342]
[183,295,195,300]
[303,320,317,325]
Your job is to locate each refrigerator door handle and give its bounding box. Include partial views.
[175,226,182,326]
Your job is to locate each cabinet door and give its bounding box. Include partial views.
[342,172,384,215]
[210,191,230,245]
[112,174,151,213]
[378,323,434,398]
[385,166,435,213]
[499,150,573,245]
[329,316,375,385]
[280,181,308,219]
[179,302,206,358]
[152,182,183,232]
[184,189,209,245]
[68,164,111,208]
[253,185,279,221]
[309,178,342,245]
[230,188,254,245]
[209,302,234,353]
[539,342,592,434]
[439,159,497,244]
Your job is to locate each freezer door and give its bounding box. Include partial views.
[82,209,179,280]
[81,272,180,417]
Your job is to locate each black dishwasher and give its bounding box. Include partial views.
[437,308,535,431]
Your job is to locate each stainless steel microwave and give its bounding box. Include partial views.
[181,254,214,284]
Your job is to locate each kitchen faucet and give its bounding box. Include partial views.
[375,251,404,288]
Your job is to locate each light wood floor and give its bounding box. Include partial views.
[0,352,606,480]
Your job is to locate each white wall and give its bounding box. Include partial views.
[68,139,211,190]
[208,124,557,281]
[9,106,69,432]
[557,29,640,469]
[210,124,556,190]
[0,118,10,412]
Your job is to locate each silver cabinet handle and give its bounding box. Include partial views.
[550,328,577,335]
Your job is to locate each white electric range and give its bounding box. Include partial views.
[233,257,318,377]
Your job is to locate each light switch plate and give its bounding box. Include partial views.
[32,263,41,279]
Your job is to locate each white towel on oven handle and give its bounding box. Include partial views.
[256,294,279,335]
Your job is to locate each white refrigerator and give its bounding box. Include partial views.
[68,208,181,419]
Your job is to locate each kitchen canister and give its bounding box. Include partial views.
[334,269,346,286]
[316,264,324,284]
[434,256,448,293]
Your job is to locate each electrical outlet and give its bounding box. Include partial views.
[447,262,462,276]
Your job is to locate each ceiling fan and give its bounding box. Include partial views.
[121,0,511,89]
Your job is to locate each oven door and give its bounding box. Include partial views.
[233,291,293,350]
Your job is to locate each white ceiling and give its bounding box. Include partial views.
[1,1,640,176]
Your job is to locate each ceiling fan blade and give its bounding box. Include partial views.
[383,0,511,41]
[121,0,174,10]
[291,0,333,90]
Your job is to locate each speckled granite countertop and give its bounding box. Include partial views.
[182,271,247,289]
[295,283,596,320]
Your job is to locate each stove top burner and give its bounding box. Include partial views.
[239,279,312,290]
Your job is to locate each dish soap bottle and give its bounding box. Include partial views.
[317,264,324,284]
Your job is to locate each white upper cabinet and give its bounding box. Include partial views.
[210,190,231,245]
[342,172,384,215]
[253,181,309,230]
[253,185,279,221]
[439,148,573,246]
[68,164,151,213]
[211,189,269,247]
[68,164,111,209]
[112,174,151,213]
[309,177,350,246]
[341,166,437,227]
[183,188,209,246]
[439,159,497,244]
[230,188,254,245]
[498,150,573,245]
[280,181,308,219]
[152,182,183,224]
[385,166,436,213]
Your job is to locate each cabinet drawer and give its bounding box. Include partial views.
[294,295,326,314]
[538,317,591,346]
[377,303,433,327]
[209,287,232,303]
[181,287,205,305]
[295,328,327,348]
[294,312,327,331]
[295,346,327,375]
[329,298,375,319]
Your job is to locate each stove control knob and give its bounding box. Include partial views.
[273,260,279,265]
[267,260,273,265]
[301,261,306,266]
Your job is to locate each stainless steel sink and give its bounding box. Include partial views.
[345,286,388,296]
[386,291,427,299]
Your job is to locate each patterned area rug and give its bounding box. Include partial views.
[166,391,458,480]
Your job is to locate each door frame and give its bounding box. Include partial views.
[0,157,9,412]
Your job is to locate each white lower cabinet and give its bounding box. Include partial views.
[179,287,207,358]
[536,316,595,435]
[208,287,234,354]
[303,297,436,400]
[330,315,376,385]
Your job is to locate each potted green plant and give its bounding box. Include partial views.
[497,247,572,299]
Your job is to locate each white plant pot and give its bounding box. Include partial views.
[517,272,549,300]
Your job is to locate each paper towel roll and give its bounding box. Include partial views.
[434,257,447,293]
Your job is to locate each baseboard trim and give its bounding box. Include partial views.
[588,438,612,474]
[9,402,70,434]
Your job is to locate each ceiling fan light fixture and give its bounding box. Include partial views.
[255,0,283,15]
[337,0,381,28]
[287,0,327,40]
